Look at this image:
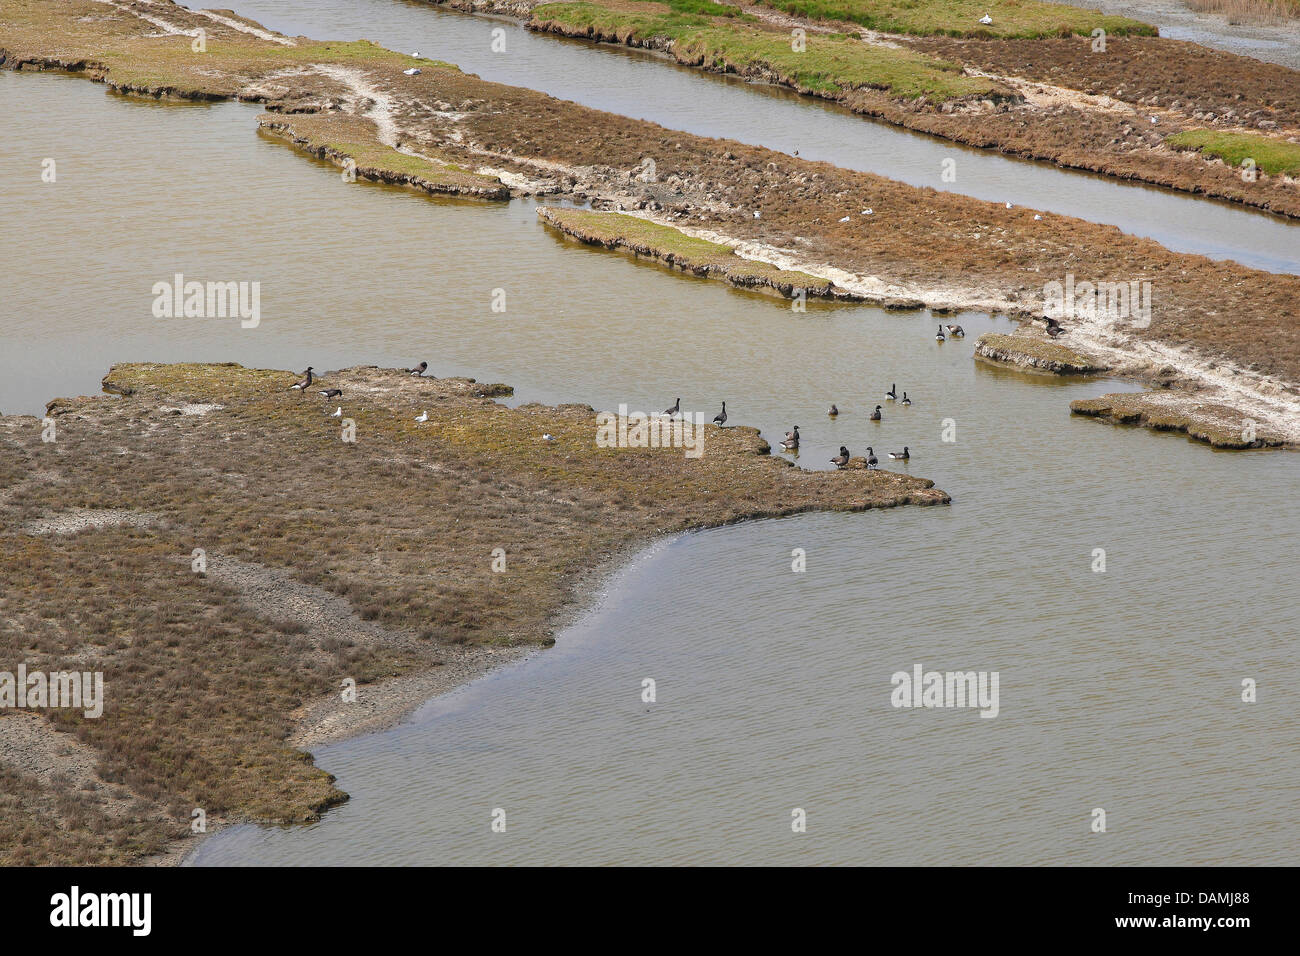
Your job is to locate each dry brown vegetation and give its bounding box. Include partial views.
[974,332,1108,375]
[420,0,1300,217]
[1070,391,1288,447]
[0,363,944,862]
[2,2,1297,409]
[1185,0,1300,24]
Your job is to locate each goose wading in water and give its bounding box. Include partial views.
[713,402,728,426]
[901,392,911,406]
[889,447,910,460]
[828,403,839,417]
[780,426,800,451]
[886,383,897,401]
[946,324,965,338]
[830,446,850,468]
[870,405,882,421]
[864,446,878,469]
[936,325,946,342]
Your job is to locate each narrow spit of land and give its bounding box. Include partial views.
[2,0,1298,444]
[0,363,945,863]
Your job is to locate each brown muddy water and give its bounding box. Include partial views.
[223,0,1300,275]
[2,72,1297,865]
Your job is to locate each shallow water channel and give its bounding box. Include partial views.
[2,69,1295,866]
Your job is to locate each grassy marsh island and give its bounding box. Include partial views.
[1070,391,1289,448]
[2,0,1297,445]
[529,0,1006,100]
[0,362,947,863]
[974,331,1109,375]
[411,0,1300,218]
[257,113,511,199]
[742,0,1154,38]
[539,206,840,298]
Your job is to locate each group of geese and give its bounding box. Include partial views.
[288,361,431,419]
[663,396,729,427]
[779,380,916,468]
[294,357,924,470]
[936,323,965,342]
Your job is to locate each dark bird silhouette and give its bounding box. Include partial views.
[828,403,839,417]
[712,402,727,426]
[407,361,428,376]
[889,446,910,461]
[780,425,800,451]
[830,446,850,468]
[318,388,342,399]
[936,325,946,342]
[870,405,882,421]
[946,324,965,337]
[864,446,878,469]
[663,397,681,418]
[886,383,897,401]
[289,367,314,390]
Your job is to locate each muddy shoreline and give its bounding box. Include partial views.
[0,361,946,864]
[2,1,1298,444]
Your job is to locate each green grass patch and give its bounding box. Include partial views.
[540,207,832,290]
[533,2,1001,99]
[752,0,1156,38]
[1166,129,1300,176]
[256,113,507,196]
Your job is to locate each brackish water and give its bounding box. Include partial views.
[223,0,1300,274]
[1,71,1295,866]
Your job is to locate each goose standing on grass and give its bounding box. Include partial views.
[830,446,850,468]
[289,367,314,391]
[780,426,800,451]
[415,410,428,423]
[663,397,681,419]
[870,405,882,421]
[946,324,965,338]
[318,387,342,399]
[407,361,428,376]
[889,446,910,460]
[886,383,897,401]
[936,325,946,342]
[713,402,728,426]
[901,392,911,406]
[864,446,878,469]
[828,403,839,418]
